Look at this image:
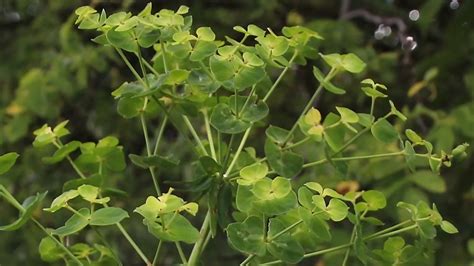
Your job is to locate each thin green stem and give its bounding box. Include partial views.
[203,110,217,160]
[188,211,211,265]
[269,220,303,241]
[370,97,376,117]
[152,240,163,265]
[224,128,252,177]
[262,221,418,265]
[160,42,169,73]
[240,254,255,266]
[32,218,84,266]
[364,220,412,240]
[153,116,168,155]
[144,60,160,77]
[116,223,151,265]
[92,227,122,265]
[331,127,370,157]
[175,242,188,265]
[67,156,86,179]
[263,50,298,102]
[282,67,336,145]
[141,113,161,196]
[183,115,208,156]
[282,136,310,151]
[302,151,405,169]
[342,226,357,266]
[115,48,144,85]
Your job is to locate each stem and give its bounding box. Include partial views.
[302,151,405,169]
[203,110,217,160]
[240,254,255,266]
[331,127,371,157]
[175,242,188,265]
[153,116,168,155]
[364,220,412,240]
[152,240,163,265]
[116,223,151,265]
[262,50,298,102]
[160,42,168,73]
[262,222,418,265]
[32,218,84,266]
[183,115,208,156]
[224,128,252,177]
[342,226,357,266]
[67,156,86,179]
[115,48,144,85]
[268,220,303,241]
[282,136,310,151]
[188,211,211,265]
[282,67,336,145]
[141,113,162,196]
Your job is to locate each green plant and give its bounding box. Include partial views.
[0,3,468,265]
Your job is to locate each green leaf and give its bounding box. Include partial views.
[0,191,47,231]
[243,52,264,67]
[210,103,250,134]
[298,207,331,241]
[42,141,81,164]
[53,208,91,236]
[44,190,79,213]
[320,53,366,73]
[405,129,423,143]
[38,237,65,262]
[326,198,348,221]
[234,66,266,90]
[404,141,417,172]
[146,213,200,244]
[266,125,290,145]
[196,27,215,41]
[304,182,323,194]
[106,29,137,53]
[226,216,266,256]
[440,220,458,234]
[371,118,398,143]
[313,66,346,94]
[383,237,405,253]
[0,152,19,175]
[417,219,437,239]
[336,106,359,123]
[209,55,237,81]
[117,97,144,119]
[409,171,446,193]
[267,218,304,263]
[362,190,387,211]
[77,185,99,202]
[129,154,179,169]
[264,139,303,178]
[90,207,129,226]
[190,40,218,61]
[323,113,346,151]
[238,163,268,186]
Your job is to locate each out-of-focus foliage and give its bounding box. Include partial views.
[0,0,472,265]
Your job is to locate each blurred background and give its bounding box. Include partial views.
[0,0,473,265]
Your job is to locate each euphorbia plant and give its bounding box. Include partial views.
[0,3,468,265]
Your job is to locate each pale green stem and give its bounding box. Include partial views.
[32,219,84,266]
[175,242,188,265]
[224,128,252,177]
[183,115,208,156]
[153,116,168,155]
[116,223,151,265]
[262,50,298,102]
[152,240,163,265]
[262,222,418,265]
[282,67,336,145]
[141,113,161,196]
[203,110,217,160]
[188,211,211,265]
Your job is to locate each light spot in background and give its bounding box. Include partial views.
[402,36,417,51]
[450,0,460,10]
[409,9,420,21]
[374,24,392,40]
